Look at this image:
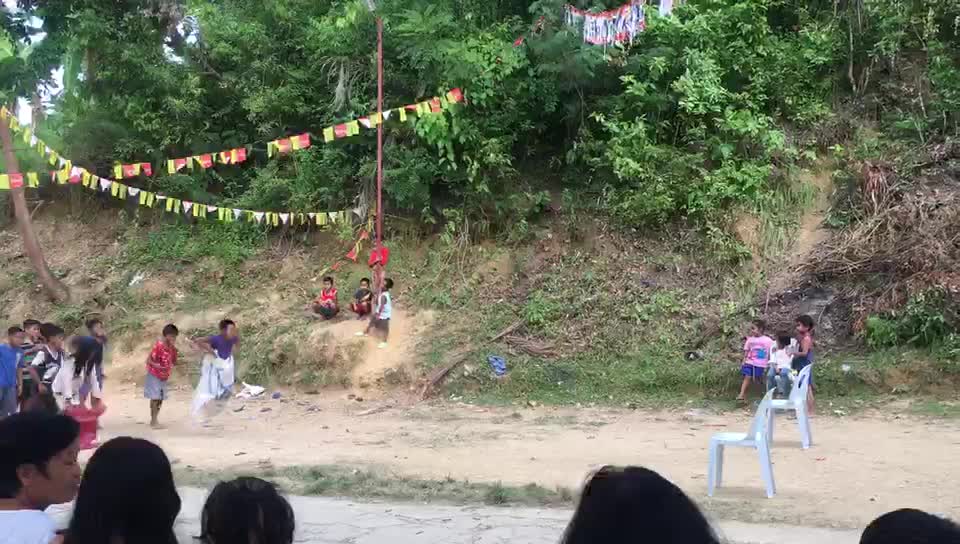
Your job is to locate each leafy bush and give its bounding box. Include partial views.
[865,291,956,350]
[123,222,266,268]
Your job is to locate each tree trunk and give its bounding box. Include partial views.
[0,114,70,302]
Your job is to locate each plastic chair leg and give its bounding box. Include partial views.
[797,407,813,449]
[757,440,776,498]
[767,411,774,444]
[707,441,723,496]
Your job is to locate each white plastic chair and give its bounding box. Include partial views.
[707,388,776,498]
[768,364,814,449]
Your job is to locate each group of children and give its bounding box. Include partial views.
[306,276,394,349]
[0,319,108,420]
[737,315,816,406]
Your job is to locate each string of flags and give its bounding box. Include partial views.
[0,88,465,228]
[564,0,646,46]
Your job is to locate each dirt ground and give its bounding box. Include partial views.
[94,377,960,530]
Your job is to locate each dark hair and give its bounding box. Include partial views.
[360,277,370,285]
[85,318,102,331]
[796,314,815,330]
[323,276,334,284]
[384,278,394,290]
[7,326,24,336]
[65,437,180,544]
[69,337,100,378]
[0,412,80,498]
[40,323,65,341]
[561,466,718,544]
[200,477,295,544]
[23,319,41,329]
[162,324,179,337]
[777,334,792,347]
[751,319,766,331]
[219,319,236,331]
[860,509,960,544]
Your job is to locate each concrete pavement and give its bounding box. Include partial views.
[48,487,861,543]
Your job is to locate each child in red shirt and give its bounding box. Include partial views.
[311,276,339,320]
[145,324,179,428]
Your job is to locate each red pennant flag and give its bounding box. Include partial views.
[235,147,247,163]
[277,138,292,153]
[346,245,359,262]
[142,163,152,176]
[9,173,23,189]
[122,164,139,178]
[430,98,442,113]
[295,133,311,149]
[219,151,231,164]
[174,158,188,172]
[69,171,81,184]
[334,124,348,139]
[404,104,418,112]
[197,154,213,168]
[448,88,464,103]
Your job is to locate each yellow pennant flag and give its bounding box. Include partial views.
[398,108,407,122]
[118,184,128,199]
[267,141,276,158]
[440,96,449,109]
[315,213,327,226]
[36,140,45,155]
[0,175,9,190]
[346,121,360,136]
[56,169,68,184]
[48,152,58,166]
[165,198,175,212]
[81,171,91,186]
[114,165,122,180]
[27,173,39,188]
[110,182,120,198]
[139,191,155,207]
[193,205,202,218]
[323,127,334,143]
[0,107,7,120]
[21,127,31,144]
[167,160,175,174]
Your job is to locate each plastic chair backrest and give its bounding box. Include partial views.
[789,364,813,405]
[746,388,776,440]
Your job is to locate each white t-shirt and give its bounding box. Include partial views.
[0,509,58,544]
[377,292,392,320]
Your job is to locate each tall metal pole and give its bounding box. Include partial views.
[376,16,384,251]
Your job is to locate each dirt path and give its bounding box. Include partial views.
[95,384,960,529]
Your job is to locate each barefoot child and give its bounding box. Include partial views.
[793,314,816,412]
[350,278,373,319]
[358,278,393,349]
[736,319,775,401]
[309,277,339,320]
[145,324,179,428]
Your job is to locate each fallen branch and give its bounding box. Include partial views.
[418,319,523,400]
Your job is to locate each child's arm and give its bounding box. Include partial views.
[797,336,813,357]
[193,337,216,355]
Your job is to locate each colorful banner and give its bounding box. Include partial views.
[564,1,645,45]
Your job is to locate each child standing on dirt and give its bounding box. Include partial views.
[145,324,179,428]
[793,314,816,412]
[192,319,240,416]
[18,319,42,411]
[25,323,66,413]
[78,319,108,406]
[358,278,393,349]
[736,319,775,402]
[0,326,25,418]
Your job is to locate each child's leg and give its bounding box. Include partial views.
[150,400,161,425]
[737,376,751,400]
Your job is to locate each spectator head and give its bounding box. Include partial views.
[383,278,394,291]
[7,326,25,346]
[162,324,179,343]
[777,334,792,349]
[200,477,295,544]
[796,314,815,335]
[323,276,334,288]
[39,324,65,350]
[22,319,41,339]
[360,278,370,288]
[861,509,960,544]
[0,412,82,509]
[65,437,180,544]
[561,466,718,544]
[749,319,766,337]
[219,319,237,340]
[85,318,105,338]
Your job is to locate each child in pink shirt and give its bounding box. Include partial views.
[736,319,776,402]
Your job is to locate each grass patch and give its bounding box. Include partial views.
[121,221,265,268]
[909,399,960,419]
[175,464,575,507]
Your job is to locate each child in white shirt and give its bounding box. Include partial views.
[766,334,796,397]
